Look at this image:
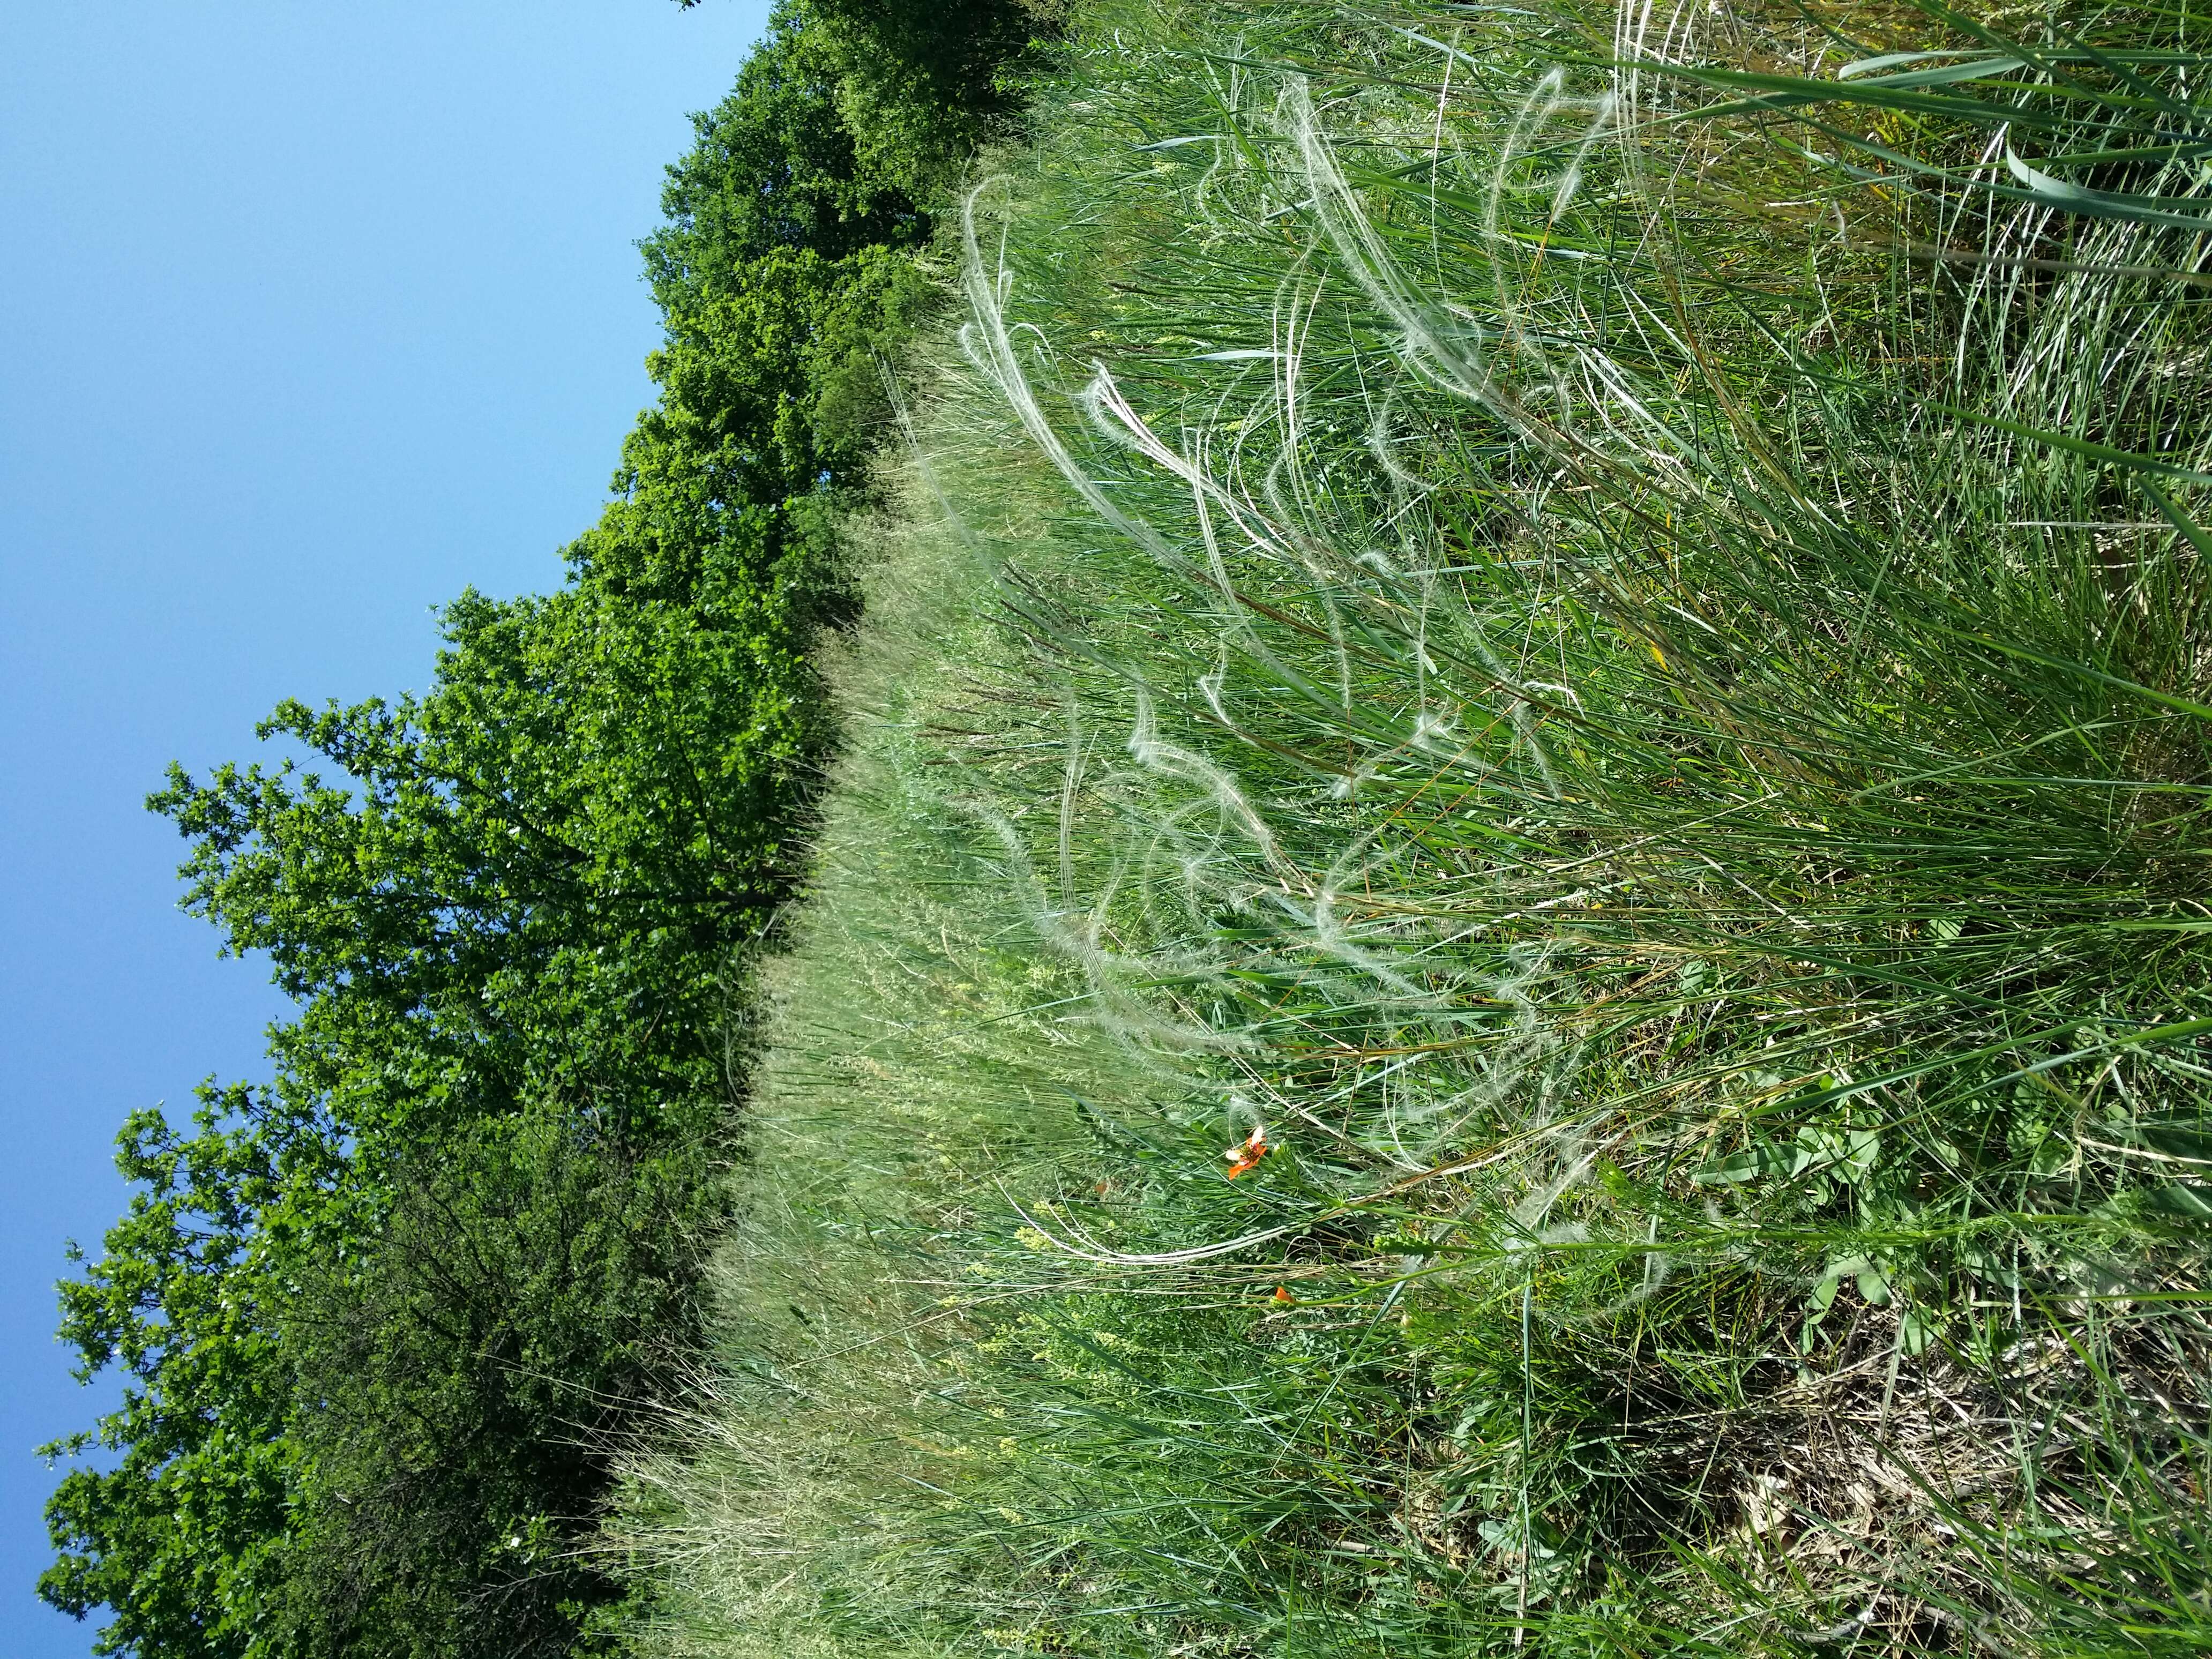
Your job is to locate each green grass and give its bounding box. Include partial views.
[609,1,2212,1652]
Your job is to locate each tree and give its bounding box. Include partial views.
[41,1090,336,1657]
[42,2,1048,1650]
[46,532,799,1656]
[274,1112,716,1659]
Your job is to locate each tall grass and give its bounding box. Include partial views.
[612,1,2212,1652]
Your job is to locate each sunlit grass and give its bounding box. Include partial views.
[612,1,2212,1651]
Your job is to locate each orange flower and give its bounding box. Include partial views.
[1273,1286,1295,1304]
[1223,1126,1268,1178]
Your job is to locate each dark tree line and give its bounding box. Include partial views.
[40,5,1046,1655]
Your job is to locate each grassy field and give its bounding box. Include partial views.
[611,1,2212,1651]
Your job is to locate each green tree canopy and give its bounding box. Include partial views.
[40,3,1050,1653]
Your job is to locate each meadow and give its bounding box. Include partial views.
[614,1,2212,1653]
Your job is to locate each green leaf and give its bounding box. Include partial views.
[2146,1183,2212,1221]
[1693,1147,1777,1185]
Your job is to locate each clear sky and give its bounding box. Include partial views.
[0,2,772,1648]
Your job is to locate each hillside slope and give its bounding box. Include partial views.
[619,2,2212,1653]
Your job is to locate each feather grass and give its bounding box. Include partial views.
[611,1,2212,1651]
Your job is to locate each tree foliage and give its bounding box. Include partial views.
[40,3,1049,1654]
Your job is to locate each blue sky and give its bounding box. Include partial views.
[0,2,771,1647]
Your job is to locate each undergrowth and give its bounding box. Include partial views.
[613,0,2212,1652]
